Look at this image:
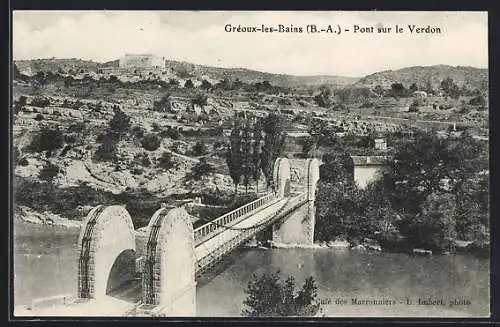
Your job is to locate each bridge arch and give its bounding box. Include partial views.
[305,158,320,201]
[142,207,196,315]
[273,158,291,198]
[77,205,136,300]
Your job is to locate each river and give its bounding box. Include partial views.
[13,222,490,317]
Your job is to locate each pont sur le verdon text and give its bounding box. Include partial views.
[224,24,442,35]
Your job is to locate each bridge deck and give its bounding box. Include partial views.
[195,198,288,260]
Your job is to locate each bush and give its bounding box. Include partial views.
[28,126,65,153]
[108,108,131,136]
[34,113,44,121]
[140,133,161,151]
[469,95,486,106]
[242,271,320,317]
[94,135,117,162]
[134,152,151,167]
[18,157,29,166]
[191,141,208,156]
[408,102,419,113]
[159,127,180,140]
[30,96,50,107]
[39,163,60,182]
[158,151,177,171]
[359,101,374,108]
[187,158,214,180]
[130,125,145,138]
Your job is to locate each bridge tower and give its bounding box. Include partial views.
[140,207,196,316]
[272,158,320,245]
[273,157,291,197]
[77,205,136,301]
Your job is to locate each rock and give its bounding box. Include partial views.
[412,248,433,256]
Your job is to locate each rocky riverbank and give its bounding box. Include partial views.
[14,206,82,228]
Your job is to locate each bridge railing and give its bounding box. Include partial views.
[195,192,309,276]
[194,192,277,244]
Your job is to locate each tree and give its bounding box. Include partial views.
[299,136,315,157]
[241,120,254,193]
[108,108,131,138]
[401,192,457,252]
[13,63,21,81]
[184,79,194,88]
[140,134,161,151]
[201,79,213,91]
[242,271,320,317]
[94,134,117,162]
[409,83,418,93]
[252,120,263,193]
[260,113,287,189]
[158,151,177,171]
[39,163,60,182]
[28,126,65,153]
[188,157,214,180]
[191,93,208,108]
[313,85,333,107]
[390,83,407,97]
[226,117,243,194]
[440,77,460,99]
[191,141,208,156]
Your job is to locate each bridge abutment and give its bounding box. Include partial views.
[77,205,136,301]
[141,207,196,316]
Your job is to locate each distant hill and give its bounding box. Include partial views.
[355,65,488,90]
[162,60,358,88]
[15,57,357,88]
[15,58,101,75]
[13,59,487,91]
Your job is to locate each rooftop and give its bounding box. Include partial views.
[350,156,389,166]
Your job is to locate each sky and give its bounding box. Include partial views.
[12,11,488,77]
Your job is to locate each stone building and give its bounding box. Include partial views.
[350,156,388,189]
[119,54,166,70]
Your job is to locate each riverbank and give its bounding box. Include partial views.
[14,205,83,229]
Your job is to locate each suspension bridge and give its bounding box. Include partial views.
[19,158,320,317]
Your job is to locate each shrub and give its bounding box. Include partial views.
[469,95,486,106]
[140,133,161,151]
[130,125,145,139]
[28,126,65,153]
[39,163,60,182]
[359,101,374,108]
[18,157,29,166]
[34,113,44,121]
[134,152,151,167]
[242,271,320,317]
[158,151,177,171]
[30,96,50,107]
[108,108,131,136]
[94,135,117,162]
[191,141,208,156]
[408,101,420,113]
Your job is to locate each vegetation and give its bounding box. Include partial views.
[242,271,320,317]
[28,126,65,154]
[226,113,287,194]
[314,130,489,253]
[140,133,161,151]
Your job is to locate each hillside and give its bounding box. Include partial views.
[15,58,101,74]
[355,65,488,90]
[15,57,358,88]
[162,60,358,88]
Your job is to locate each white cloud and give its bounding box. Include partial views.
[13,11,488,76]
